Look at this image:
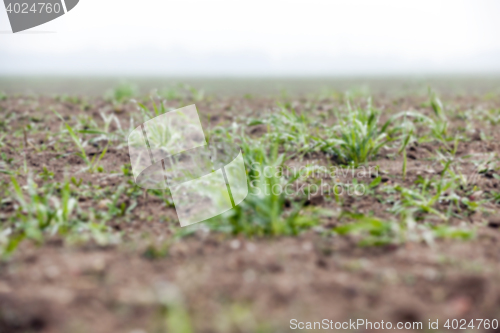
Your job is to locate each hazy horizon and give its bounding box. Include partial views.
[1,0,500,76]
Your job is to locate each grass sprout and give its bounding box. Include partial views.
[334,213,403,247]
[391,90,450,146]
[207,140,318,236]
[432,225,475,240]
[53,110,109,173]
[158,83,205,102]
[2,176,78,256]
[259,104,319,156]
[392,178,449,221]
[334,211,475,247]
[136,96,168,121]
[105,81,138,104]
[322,98,391,166]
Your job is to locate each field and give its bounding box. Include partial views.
[1,78,500,332]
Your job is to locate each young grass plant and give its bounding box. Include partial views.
[334,211,475,247]
[53,110,108,173]
[246,104,319,158]
[3,173,124,256]
[428,89,450,143]
[391,89,450,147]
[334,212,403,247]
[322,98,391,166]
[391,177,450,221]
[387,166,486,222]
[398,114,414,181]
[77,111,125,145]
[432,225,475,241]
[2,175,78,256]
[264,104,320,156]
[158,83,205,103]
[136,96,168,121]
[206,137,318,237]
[105,81,138,104]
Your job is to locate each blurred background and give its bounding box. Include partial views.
[1,0,500,94]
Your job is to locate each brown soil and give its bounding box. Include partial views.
[1,91,500,333]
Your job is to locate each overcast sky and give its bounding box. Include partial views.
[1,0,500,76]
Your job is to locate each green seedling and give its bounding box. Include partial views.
[207,138,318,236]
[432,225,475,240]
[143,242,170,260]
[159,86,182,100]
[75,108,130,147]
[398,112,413,180]
[71,177,83,187]
[247,104,319,158]
[390,177,450,221]
[334,212,402,247]
[157,83,205,103]
[428,88,449,142]
[391,90,450,146]
[185,83,205,102]
[478,108,500,126]
[105,184,127,218]
[105,81,138,103]
[56,94,81,105]
[53,110,109,173]
[4,175,77,256]
[429,88,446,120]
[53,110,89,165]
[322,98,391,166]
[38,166,54,181]
[334,210,474,247]
[137,96,168,121]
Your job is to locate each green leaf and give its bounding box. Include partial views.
[369,176,382,188]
